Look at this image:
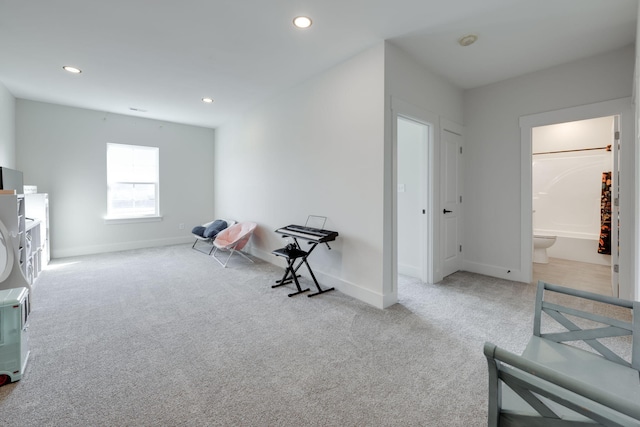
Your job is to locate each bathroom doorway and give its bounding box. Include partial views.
[520,98,633,299]
[531,116,616,296]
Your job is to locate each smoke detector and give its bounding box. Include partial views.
[458,34,478,47]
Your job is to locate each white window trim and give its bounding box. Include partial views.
[106,143,160,220]
[104,215,163,225]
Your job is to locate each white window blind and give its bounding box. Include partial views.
[106,143,159,219]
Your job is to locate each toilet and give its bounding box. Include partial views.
[533,235,556,264]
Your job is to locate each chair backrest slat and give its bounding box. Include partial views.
[534,280,637,370]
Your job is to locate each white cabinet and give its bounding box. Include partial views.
[0,194,48,286]
[24,219,41,284]
[0,195,26,278]
[25,193,49,268]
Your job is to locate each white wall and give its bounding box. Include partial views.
[463,45,634,282]
[214,43,386,306]
[385,42,464,125]
[15,100,216,258]
[533,116,615,153]
[636,6,640,301]
[0,83,16,168]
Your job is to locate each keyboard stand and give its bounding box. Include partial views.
[272,238,335,297]
[272,247,309,297]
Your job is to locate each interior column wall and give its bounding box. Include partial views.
[214,43,387,307]
[384,42,463,303]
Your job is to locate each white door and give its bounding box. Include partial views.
[441,129,462,277]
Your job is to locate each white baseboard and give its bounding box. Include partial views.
[53,236,194,258]
[461,260,525,283]
[398,263,421,279]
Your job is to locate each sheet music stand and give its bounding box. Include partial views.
[305,215,326,230]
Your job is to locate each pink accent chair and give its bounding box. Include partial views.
[192,219,236,255]
[212,222,257,267]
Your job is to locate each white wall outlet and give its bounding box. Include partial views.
[178,223,185,230]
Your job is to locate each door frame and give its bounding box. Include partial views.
[519,97,634,299]
[391,98,438,295]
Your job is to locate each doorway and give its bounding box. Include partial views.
[397,116,430,282]
[390,98,438,305]
[531,116,616,296]
[390,98,463,306]
[520,98,633,300]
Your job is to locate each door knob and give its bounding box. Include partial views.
[443,209,452,214]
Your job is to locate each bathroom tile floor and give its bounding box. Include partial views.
[532,257,612,296]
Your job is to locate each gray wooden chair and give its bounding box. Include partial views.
[484,281,640,426]
[484,343,640,426]
[531,281,639,371]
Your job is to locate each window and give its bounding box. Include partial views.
[106,143,159,219]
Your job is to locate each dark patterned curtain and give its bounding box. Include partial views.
[598,171,612,255]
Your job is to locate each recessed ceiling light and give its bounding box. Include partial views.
[202,97,214,103]
[62,65,82,74]
[458,34,478,47]
[293,16,312,29]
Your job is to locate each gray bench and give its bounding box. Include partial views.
[484,280,640,426]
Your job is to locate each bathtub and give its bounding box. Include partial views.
[533,151,612,266]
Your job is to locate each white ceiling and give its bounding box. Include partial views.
[0,0,636,129]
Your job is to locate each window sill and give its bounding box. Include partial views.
[104,215,163,225]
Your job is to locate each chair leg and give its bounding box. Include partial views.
[211,244,253,268]
[234,249,254,264]
[212,246,235,268]
[211,246,228,267]
[193,239,215,255]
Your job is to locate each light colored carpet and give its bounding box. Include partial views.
[0,244,591,426]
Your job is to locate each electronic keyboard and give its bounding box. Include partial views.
[275,224,338,243]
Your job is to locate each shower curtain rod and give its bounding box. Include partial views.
[533,144,611,156]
